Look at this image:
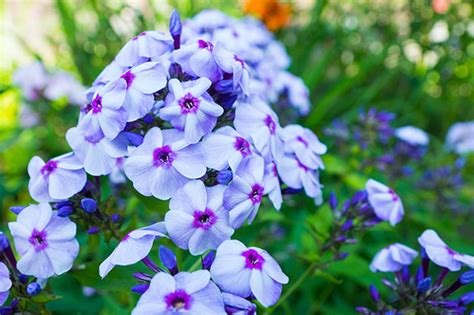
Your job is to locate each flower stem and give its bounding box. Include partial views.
[263,261,319,314]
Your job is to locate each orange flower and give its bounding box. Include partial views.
[243,0,291,31]
[432,0,450,14]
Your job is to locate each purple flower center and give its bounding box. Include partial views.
[132,32,146,41]
[234,55,245,68]
[91,95,103,114]
[29,229,48,251]
[197,39,213,51]
[192,208,217,230]
[297,136,308,147]
[264,115,276,135]
[242,249,265,270]
[248,184,264,204]
[178,93,200,114]
[234,137,251,157]
[121,70,135,88]
[40,160,58,178]
[388,189,399,202]
[153,146,176,168]
[164,289,192,310]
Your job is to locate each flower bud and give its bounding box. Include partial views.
[87,226,100,234]
[111,213,121,222]
[328,192,337,211]
[460,270,474,285]
[169,10,182,49]
[202,251,216,270]
[215,80,234,94]
[124,132,144,147]
[169,10,182,37]
[351,190,367,205]
[58,205,74,217]
[335,252,349,261]
[18,274,28,284]
[131,283,150,295]
[417,277,431,295]
[26,282,41,296]
[216,169,233,185]
[133,272,153,282]
[341,220,353,232]
[0,233,10,251]
[369,285,380,303]
[460,292,474,305]
[401,265,410,284]
[9,206,25,215]
[142,114,154,124]
[81,198,97,214]
[159,245,178,275]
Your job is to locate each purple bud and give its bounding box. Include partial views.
[0,306,14,314]
[428,300,459,308]
[415,265,424,283]
[218,93,238,110]
[369,285,380,303]
[401,265,410,283]
[9,206,25,215]
[351,190,367,205]
[335,252,349,261]
[26,282,41,296]
[54,200,72,209]
[142,114,154,124]
[131,283,150,295]
[341,200,351,214]
[216,169,233,185]
[142,256,160,273]
[355,307,371,314]
[169,63,182,78]
[328,192,337,211]
[0,233,10,251]
[202,251,216,270]
[111,213,121,222]
[81,198,97,214]
[124,132,144,147]
[341,220,353,232]
[215,80,234,94]
[334,236,346,243]
[169,10,182,49]
[57,205,74,217]
[132,272,153,282]
[18,274,28,284]
[159,245,178,275]
[417,277,431,295]
[460,292,474,305]
[460,270,474,285]
[87,226,100,234]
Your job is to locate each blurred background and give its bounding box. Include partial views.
[1,0,473,314]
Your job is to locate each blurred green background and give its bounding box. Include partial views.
[0,0,473,314]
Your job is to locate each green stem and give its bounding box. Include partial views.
[188,258,202,272]
[263,261,319,314]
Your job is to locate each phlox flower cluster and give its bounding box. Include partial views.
[4,9,325,312]
[359,230,474,314]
